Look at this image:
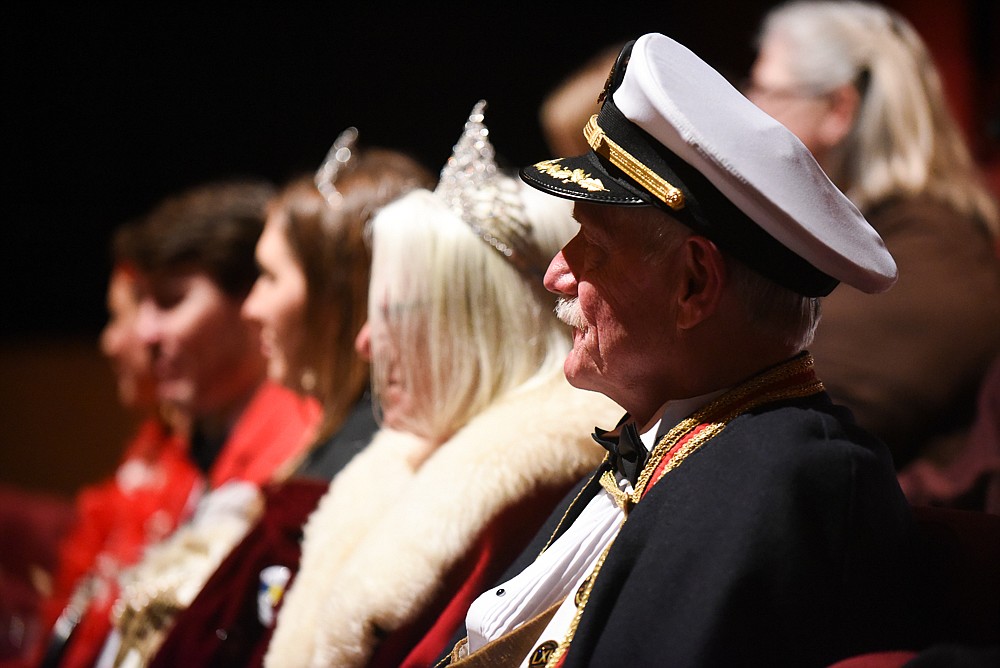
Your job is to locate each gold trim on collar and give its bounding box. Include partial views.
[584,114,685,211]
[543,354,823,667]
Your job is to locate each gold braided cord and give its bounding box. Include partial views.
[597,469,632,513]
[539,466,607,555]
[633,353,820,501]
[584,115,685,211]
[545,354,823,667]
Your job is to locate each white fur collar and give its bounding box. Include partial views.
[265,373,620,667]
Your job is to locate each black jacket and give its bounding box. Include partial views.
[447,390,942,667]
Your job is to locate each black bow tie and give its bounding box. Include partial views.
[592,415,649,487]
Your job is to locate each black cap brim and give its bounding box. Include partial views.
[520,150,653,207]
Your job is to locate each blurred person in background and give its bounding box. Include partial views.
[36,227,197,668]
[146,131,436,668]
[538,43,623,157]
[241,130,435,481]
[68,178,321,668]
[262,101,621,668]
[746,0,1000,509]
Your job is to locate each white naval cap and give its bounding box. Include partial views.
[520,33,897,296]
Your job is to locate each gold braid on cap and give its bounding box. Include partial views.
[435,100,548,278]
[314,126,359,208]
[584,114,685,210]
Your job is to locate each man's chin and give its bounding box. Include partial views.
[562,354,594,390]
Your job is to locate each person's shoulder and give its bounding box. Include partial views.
[249,380,322,420]
[869,194,986,240]
[429,373,613,484]
[723,399,895,479]
[742,396,880,444]
[632,401,905,534]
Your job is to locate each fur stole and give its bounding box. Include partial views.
[264,372,620,667]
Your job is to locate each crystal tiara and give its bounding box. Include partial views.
[435,100,547,279]
[314,126,360,208]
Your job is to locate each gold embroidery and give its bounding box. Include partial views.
[574,575,591,607]
[584,114,685,210]
[529,640,559,667]
[533,159,608,193]
[544,354,823,667]
[598,469,633,513]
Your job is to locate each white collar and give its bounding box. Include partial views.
[640,388,729,451]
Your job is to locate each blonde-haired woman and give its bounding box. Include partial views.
[263,102,620,668]
[746,0,1000,505]
[140,133,435,668]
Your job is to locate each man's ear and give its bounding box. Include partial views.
[675,236,726,330]
[817,82,861,149]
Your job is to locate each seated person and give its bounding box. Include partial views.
[41,179,320,668]
[745,0,1000,491]
[539,43,623,157]
[37,248,192,668]
[145,131,435,668]
[88,180,322,668]
[443,33,942,667]
[262,101,621,668]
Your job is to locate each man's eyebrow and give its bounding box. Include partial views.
[584,220,619,249]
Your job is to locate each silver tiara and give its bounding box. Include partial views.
[435,100,546,278]
[314,126,359,208]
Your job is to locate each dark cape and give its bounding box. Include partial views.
[445,387,949,667]
[559,393,937,667]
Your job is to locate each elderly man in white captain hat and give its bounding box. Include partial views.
[438,33,943,668]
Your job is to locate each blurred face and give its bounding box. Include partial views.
[544,202,680,414]
[135,269,264,419]
[354,316,419,434]
[242,216,308,389]
[745,34,834,162]
[100,267,157,410]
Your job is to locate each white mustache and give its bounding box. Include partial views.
[555,297,587,330]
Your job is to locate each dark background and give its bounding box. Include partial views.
[2,1,997,496]
[3,2,778,340]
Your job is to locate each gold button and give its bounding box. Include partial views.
[574,576,591,607]
[528,640,558,667]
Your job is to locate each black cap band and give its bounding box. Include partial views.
[520,36,838,297]
[594,97,838,296]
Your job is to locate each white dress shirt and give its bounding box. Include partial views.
[464,392,722,664]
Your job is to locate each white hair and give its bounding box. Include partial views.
[366,178,577,442]
[627,206,820,351]
[759,0,998,236]
[725,257,821,350]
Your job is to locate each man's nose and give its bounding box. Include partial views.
[543,249,576,297]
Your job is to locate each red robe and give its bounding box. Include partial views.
[37,382,319,668]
